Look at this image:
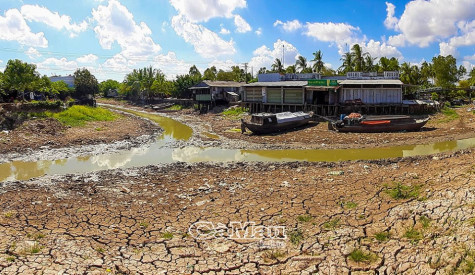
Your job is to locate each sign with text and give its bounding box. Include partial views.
[307,79,338,86]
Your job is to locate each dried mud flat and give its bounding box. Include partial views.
[0,112,161,163]
[1,150,475,274]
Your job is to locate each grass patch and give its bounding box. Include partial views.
[419,216,431,229]
[348,249,378,263]
[6,256,15,262]
[48,105,118,127]
[3,211,14,218]
[404,227,423,243]
[161,232,174,240]
[25,242,43,254]
[384,182,420,200]
[288,229,304,245]
[344,201,357,209]
[297,215,312,222]
[95,247,105,254]
[221,107,248,118]
[374,231,390,242]
[322,218,340,230]
[139,221,149,228]
[166,104,184,111]
[439,107,460,123]
[263,249,286,261]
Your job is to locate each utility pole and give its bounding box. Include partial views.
[244,63,248,83]
[282,45,285,69]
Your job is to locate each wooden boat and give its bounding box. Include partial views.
[329,115,429,133]
[241,111,314,134]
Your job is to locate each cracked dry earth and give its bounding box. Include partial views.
[1,150,475,274]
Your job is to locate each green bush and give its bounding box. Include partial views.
[166,104,184,111]
[221,107,249,117]
[49,105,118,127]
[384,182,420,200]
[348,249,378,263]
[27,100,62,110]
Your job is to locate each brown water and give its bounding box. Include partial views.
[1,108,474,182]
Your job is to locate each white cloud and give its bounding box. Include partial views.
[384,2,398,30]
[169,0,246,22]
[154,51,195,79]
[220,25,230,35]
[248,39,300,70]
[76,54,99,64]
[0,9,48,48]
[234,15,251,33]
[274,19,302,32]
[465,54,475,61]
[304,22,361,45]
[102,53,136,73]
[26,47,41,59]
[20,5,88,38]
[92,0,161,58]
[171,15,235,58]
[255,27,262,36]
[395,0,475,47]
[462,61,474,74]
[207,59,239,71]
[363,40,402,59]
[387,34,406,47]
[439,20,475,56]
[36,57,78,72]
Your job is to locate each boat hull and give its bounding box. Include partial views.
[242,118,313,135]
[330,118,429,133]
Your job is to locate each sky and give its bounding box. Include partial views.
[0,0,474,82]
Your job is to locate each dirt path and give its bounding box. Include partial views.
[0,149,474,274]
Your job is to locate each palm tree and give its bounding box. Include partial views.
[338,52,354,74]
[295,55,308,73]
[351,44,369,72]
[364,55,376,72]
[271,58,284,74]
[400,62,412,84]
[312,50,324,74]
[286,65,296,74]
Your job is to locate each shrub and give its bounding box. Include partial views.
[221,107,249,117]
[288,229,304,245]
[375,231,390,242]
[404,227,423,243]
[384,182,420,200]
[297,215,312,222]
[167,104,184,111]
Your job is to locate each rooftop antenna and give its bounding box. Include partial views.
[282,45,285,69]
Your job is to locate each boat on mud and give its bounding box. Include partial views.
[328,113,429,133]
[241,111,314,135]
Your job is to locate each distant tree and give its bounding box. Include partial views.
[351,44,369,72]
[216,69,234,81]
[73,68,99,99]
[189,65,202,79]
[257,67,267,75]
[173,74,199,98]
[286,65,296,74]
[312,50,324,74]
[338,52,354,74]
[321,66,336,76]
[3,59,40,100]
[458,65,467,80]
[99,79,120,97]
[51,81,70,97]
[469,68,475,86]
[432,55,458,89]
[0,72,4,96]
[34,75,52,97]
[378,57,399,72]
[363,55,376,72]
[122,66,166,101]
[271,58,284,74]
[295,56,308,73]
[203,66,217,80]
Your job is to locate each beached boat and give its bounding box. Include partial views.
[328,114,429,133]
[241,111,314,134]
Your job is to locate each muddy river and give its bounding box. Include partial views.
[1,108,475,182]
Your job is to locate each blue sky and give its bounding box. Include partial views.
[0,0,474,82]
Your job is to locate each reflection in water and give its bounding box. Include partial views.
[2,107,475,182]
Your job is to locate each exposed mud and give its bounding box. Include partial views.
[0,149,474,273]
[0,111,162,164]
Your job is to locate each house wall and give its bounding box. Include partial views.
[340,88,402,104]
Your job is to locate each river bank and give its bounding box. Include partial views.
[0,106,162,164]
[99,99,475,150]
[1,149,474,273]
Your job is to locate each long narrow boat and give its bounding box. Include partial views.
[329,116,429,133]
[241,111,314,134]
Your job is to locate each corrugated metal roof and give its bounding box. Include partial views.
[244,81,308,87]
[189,81,245,89]
[339,79,403,85]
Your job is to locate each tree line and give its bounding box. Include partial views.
[1,45,475,102]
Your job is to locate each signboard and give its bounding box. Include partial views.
[307,79,338,86]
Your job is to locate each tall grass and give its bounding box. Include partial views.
[439,107,460,123]
[49,105,118,127]
[221,107,249,117]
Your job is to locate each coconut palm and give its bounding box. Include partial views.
[364,55,376,72]
[338,52,354,74]
[312,50,324,74]
[271,58,284,74]
[295,55,308,73]
[351,44,369,72]
[286,65,296,74]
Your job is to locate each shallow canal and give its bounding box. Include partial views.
[1,107,474,182]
